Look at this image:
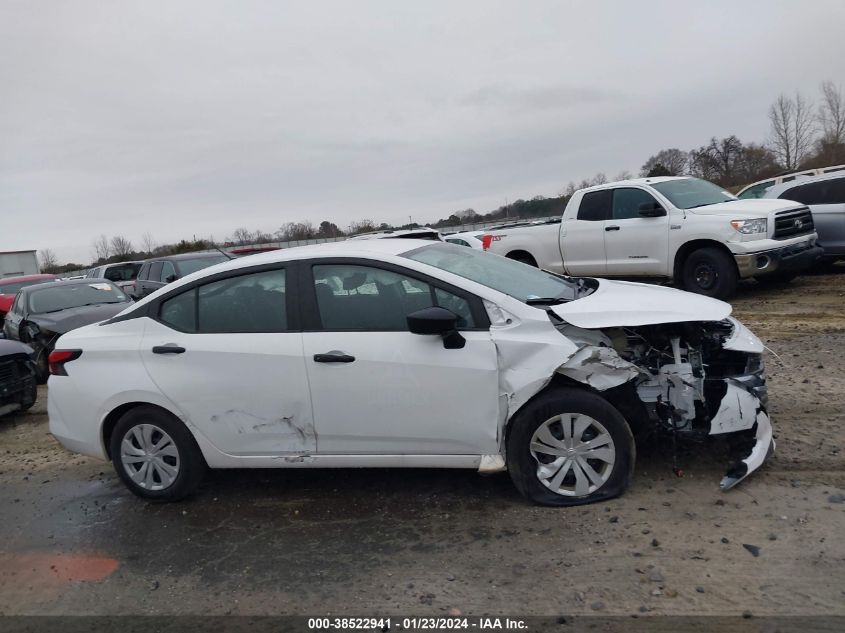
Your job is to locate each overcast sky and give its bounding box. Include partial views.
[2,0,845,265]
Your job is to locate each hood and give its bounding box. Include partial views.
[0,338,34,358]
[688,198,801,217]
[28,301,131,334]
[550,279,731,328]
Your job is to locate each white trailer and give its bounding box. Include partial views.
[0,250,40,278]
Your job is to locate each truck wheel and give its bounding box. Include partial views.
[682,247,737,299]
[507,252,538,267]
[507,387,635,506]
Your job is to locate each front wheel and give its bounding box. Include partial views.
[682,247,738,299]
[507,387,635,506]
[110,406,206,501]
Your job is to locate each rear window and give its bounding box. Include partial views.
[577,190,611,221]
[174,255,230,277]
[103,263,142,282]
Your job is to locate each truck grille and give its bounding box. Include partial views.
[773,207,814,240]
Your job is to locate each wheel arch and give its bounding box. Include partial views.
[672,239,737,283]
[101,401,186,459]
[505,250,538,267]
[503,374,649,450]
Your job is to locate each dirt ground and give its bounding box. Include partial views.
[0,269,843,619]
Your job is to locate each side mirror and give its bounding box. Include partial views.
[406,307,465,349]
[638,201,666,217]
[165,274,179,283]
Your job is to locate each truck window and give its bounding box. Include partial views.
[612,188,659,220]
[577,190,611,221]
[780,177,845,205]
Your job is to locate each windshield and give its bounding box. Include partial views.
[174,255,230,277]
[403,243,588,303]
[104,263,142,282]
[651,178,736,209]
[0,279,49,295]
[28,282,128,314]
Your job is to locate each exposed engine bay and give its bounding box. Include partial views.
[552,317,773,490]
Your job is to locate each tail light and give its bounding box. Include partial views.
[48,350,83,376]
[480,234,493,251]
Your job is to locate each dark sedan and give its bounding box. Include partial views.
[2,279,132,382]
[0,339,37,417]
[131,253,231,299]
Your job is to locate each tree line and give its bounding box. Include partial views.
[39,80,845,272]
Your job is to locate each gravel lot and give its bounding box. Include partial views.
[1,270,843,618]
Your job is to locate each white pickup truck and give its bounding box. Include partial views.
[482,176,823,299]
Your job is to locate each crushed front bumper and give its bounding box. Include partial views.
[734,242,823,278]
[707,378,774,490]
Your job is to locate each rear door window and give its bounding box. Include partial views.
[577,190,611,221]
[159,269,288,333]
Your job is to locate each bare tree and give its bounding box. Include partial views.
[818,80,845,145]
[640,148,688,176]
[276,221,317,241]
[347,219,377,236]
[560,181,577,198]
[614,170,633,181]
[92,234,111,262]
[768,92,815,170]
[110,235,134,258]
[230,227,253,245]
[39,248,58,272]
[140,231,157,254]
[589,172,607,186]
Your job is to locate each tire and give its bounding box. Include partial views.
[507,252,538,267]
[506,387,635,506]
[110,405,206,502]
[682,247,738,299]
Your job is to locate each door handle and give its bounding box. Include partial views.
[605,225,621,231]
[313,351,356,363]
[152,345,186,354]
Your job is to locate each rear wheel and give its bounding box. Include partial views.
[682,247,738,299]
[507,387,635,506]
[110,406,206,501]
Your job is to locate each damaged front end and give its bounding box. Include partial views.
[550,316,774,491]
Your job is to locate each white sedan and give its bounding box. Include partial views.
[48,240,773,504]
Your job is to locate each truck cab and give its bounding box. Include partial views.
[484,177,822,299]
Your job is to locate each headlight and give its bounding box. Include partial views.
[730,218,767,234]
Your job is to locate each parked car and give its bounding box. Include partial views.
[0,274,58,320]
[481,177,822,299]
[0,339,37,417]
[3,279,132,382]
[763,171,845,264]
[444,231,485,249]
[48,240,771,505]
[85,261,143,292]
[131,253,231,299]
[347,227,443,241]
[737,164,845,199]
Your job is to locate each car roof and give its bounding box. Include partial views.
[19,278,117,293]
[578,176,688,193]
[765,170,845,197]
[143,252,232,263]
[0,273,56,284]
